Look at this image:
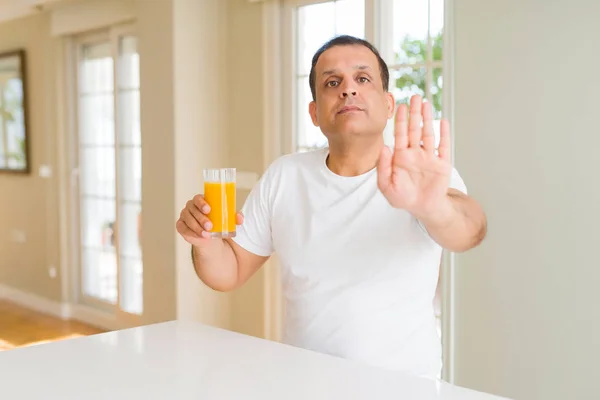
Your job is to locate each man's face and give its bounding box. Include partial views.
[309,44,395,142]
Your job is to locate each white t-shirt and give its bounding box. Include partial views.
[232,148,467,379]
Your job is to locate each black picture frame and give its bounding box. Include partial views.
[0,49,29,174]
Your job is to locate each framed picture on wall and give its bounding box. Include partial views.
[0,49,29,174]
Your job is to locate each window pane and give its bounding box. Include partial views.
[81,195,117,304]
[391,66,427,106]
[118,201,142,259]
[334,0,365,39]
[296,77,328,149]
[82,247,117,304]
[77,34,143,312]
[297,2,336,75]
[432,67,443,119]
[118,146,141,202]
[393,0,429,64]
[118,36,139,89]
[431,67,443,147]
[79,94,115,146]
[80,42,113,93]
[118,91,141,146]
[80,147,116,198]
[80,197,116,249]
[118,201,143,314]
[120,255,143,314]
[297,0,366,76]
[295,0,365,151]
[118,34,143,315]
[430,0,444,61]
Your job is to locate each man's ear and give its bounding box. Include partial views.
[385,92,395,118]
[309,101,319,126]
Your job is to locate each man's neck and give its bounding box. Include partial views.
[326,137,384,177]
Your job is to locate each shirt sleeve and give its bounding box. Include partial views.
[231,162,277,257]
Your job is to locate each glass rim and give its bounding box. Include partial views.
[203,167,236,183]
[202,167,236,172]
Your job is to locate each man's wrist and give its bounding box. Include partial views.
[417,195,456,231]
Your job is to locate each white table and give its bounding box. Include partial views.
[0,320,509,399]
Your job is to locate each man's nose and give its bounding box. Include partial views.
[340,80,358,98]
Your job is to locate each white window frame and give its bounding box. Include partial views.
[263,0,457,382]
[63,22,142,330]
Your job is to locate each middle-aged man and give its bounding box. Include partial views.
[176,35,487,379]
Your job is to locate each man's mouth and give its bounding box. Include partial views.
[337,105,363,114]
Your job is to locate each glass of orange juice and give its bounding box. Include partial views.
[203,168,236,238]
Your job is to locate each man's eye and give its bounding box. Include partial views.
[358,77,370,83]
[326,81,339,87]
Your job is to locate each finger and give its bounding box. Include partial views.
[394,103,409,150]
[187,200,213,231]
[408,95,422,148]
[192,194,210,214]
[438,119,451,161]
[236,212,244,226]
[176,219,209,240]
[181,208,205,235]
[182,207,213,238]
[377,145,392,192]
[421,101,435,152]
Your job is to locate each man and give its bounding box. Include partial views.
[176,35,487,379]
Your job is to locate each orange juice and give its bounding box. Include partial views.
[204,181,236,237]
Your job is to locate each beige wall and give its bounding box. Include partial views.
[0,0,268,337]
[226,0,266,338]
[452,0,600,399]
[136,0,269,334]
[135,0,177,326]
[0,13,62,302]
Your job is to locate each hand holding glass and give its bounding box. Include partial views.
[203,168,236,238]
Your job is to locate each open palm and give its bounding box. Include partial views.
[377,95,452,221]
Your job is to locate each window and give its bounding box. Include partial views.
[74,27,142,316]
[288,0,447,151]
[283,0,451,372]
[389,0,445,146]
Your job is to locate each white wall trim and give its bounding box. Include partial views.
[441,0,457,384]
[56,36,74,308]
[261,0,284,343]
[0,283,122,332]
[0,283,71,319]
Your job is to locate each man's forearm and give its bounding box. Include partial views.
[420,189,487,252]
[191,240,239,291]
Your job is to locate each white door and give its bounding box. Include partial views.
[73,25,143,324]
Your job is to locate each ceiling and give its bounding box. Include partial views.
[0,0,70,24]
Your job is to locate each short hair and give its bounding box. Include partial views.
[308,35,390,101]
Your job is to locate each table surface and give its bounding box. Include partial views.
[0,320,509,399]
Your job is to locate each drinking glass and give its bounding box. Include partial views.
[203,168,236,238]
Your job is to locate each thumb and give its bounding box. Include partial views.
[377,145,392,192]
